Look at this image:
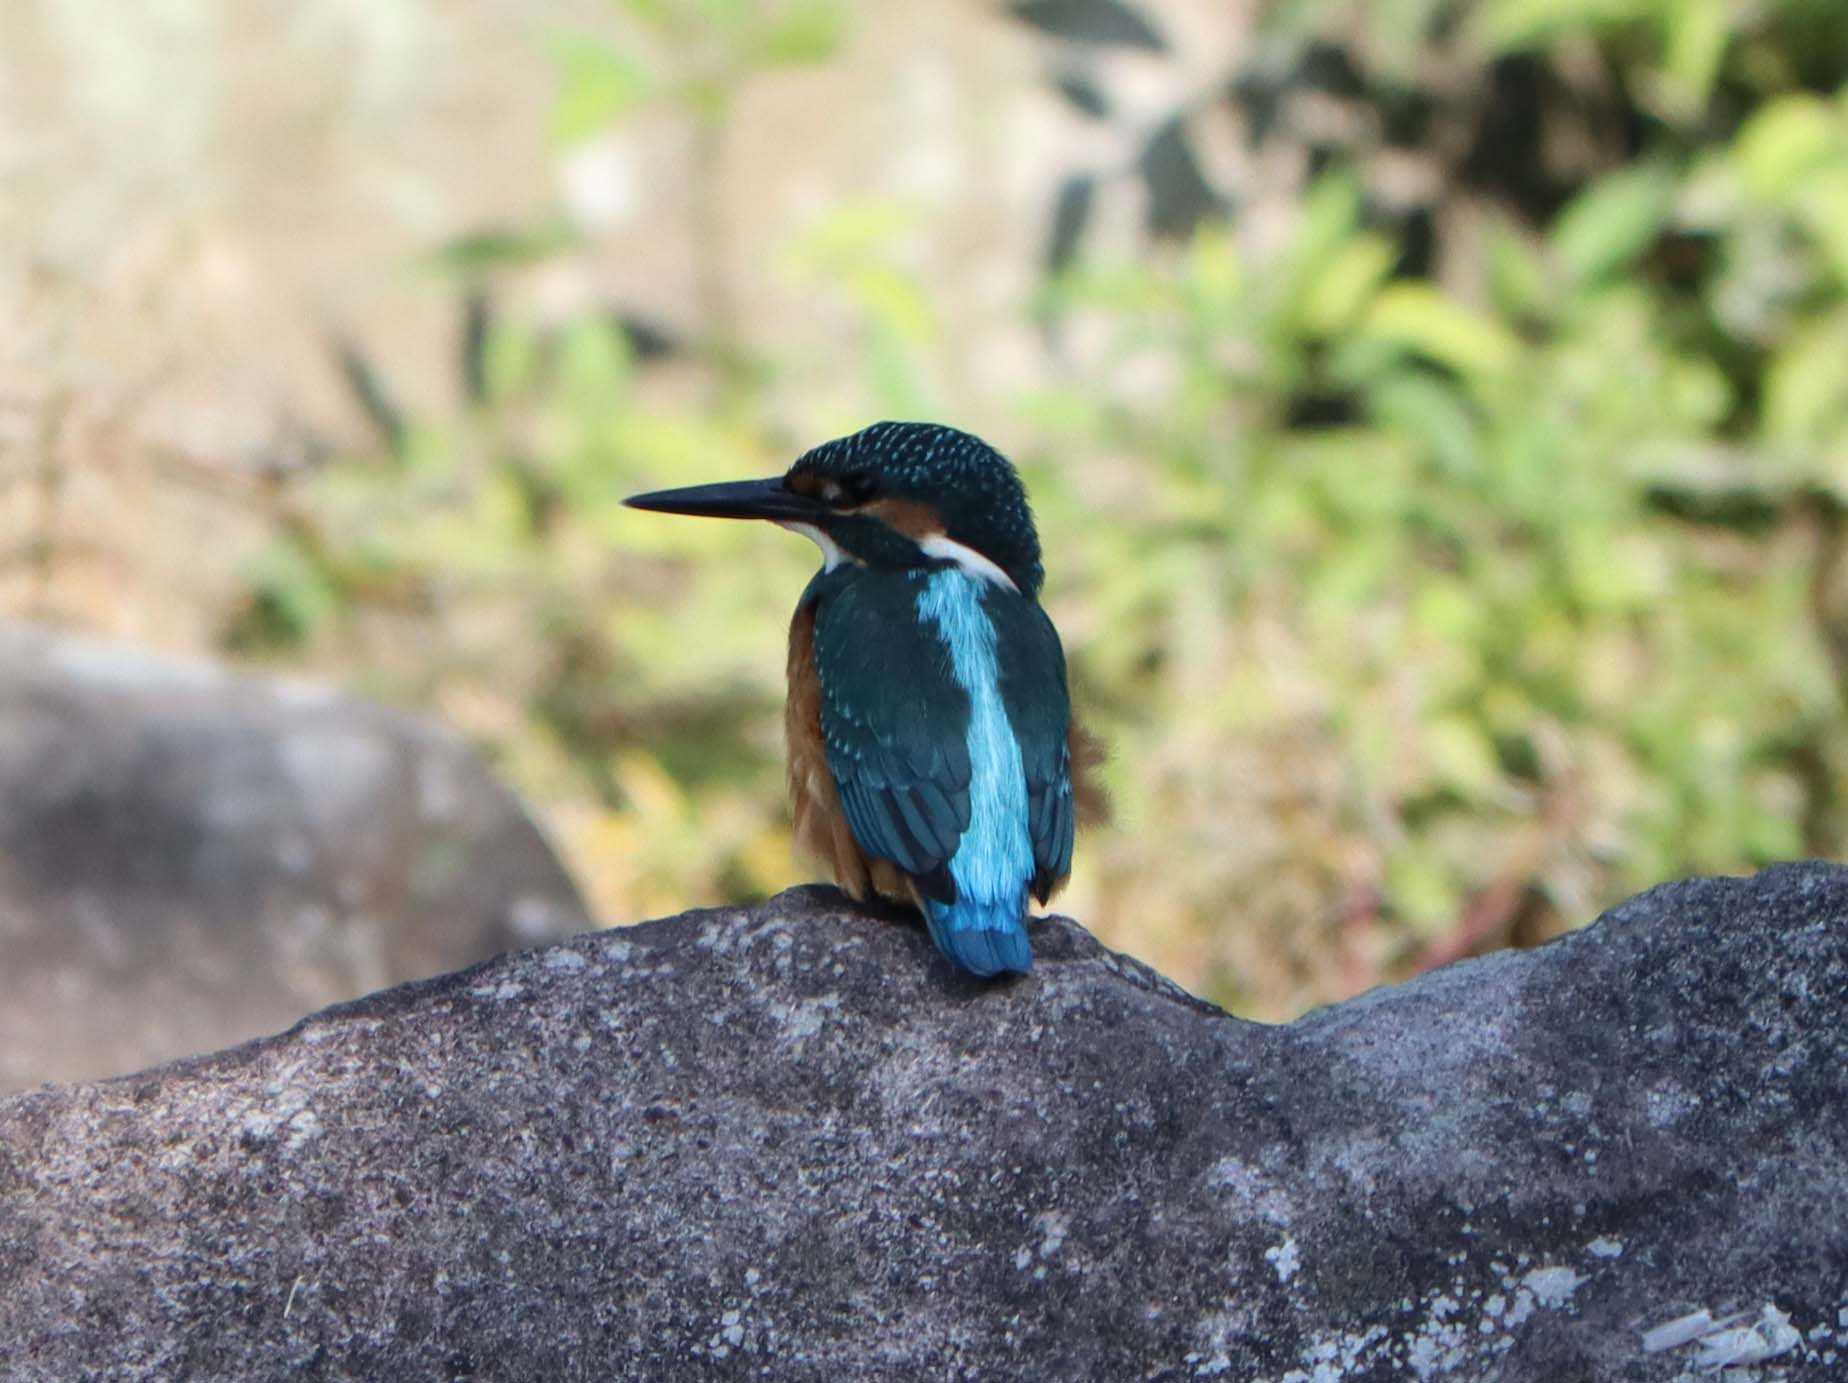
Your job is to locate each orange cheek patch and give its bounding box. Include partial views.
[862,498,944,540]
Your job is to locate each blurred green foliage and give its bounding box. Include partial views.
[226,1,1848,1015]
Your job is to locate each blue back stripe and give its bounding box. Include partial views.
[915,570,1032,945]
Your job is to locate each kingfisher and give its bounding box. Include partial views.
[624,421,1093,978]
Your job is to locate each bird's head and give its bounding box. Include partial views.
[624,421,1043,595]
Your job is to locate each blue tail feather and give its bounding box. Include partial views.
[925,895,1032,977]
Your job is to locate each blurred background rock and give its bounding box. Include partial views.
[0,623,592,1090]
[3,0,1846,1021]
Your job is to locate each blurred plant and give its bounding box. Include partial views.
[222,1,1848,1018]
[553,0,848,369]
[1022,87,1848,1009]
[1010,0,1848,279]
[230,305,823,917]
[223,0,887,929]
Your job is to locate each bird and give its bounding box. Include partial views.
[624,421,1096,978]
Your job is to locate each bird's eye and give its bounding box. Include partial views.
[840,471,878,504]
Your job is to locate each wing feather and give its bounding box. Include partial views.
[807,568,1077,908]
[984,588,1076,904]
[811,571,973,904]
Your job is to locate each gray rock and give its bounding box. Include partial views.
[0,621,593,1091]
[2,865,1846,1381]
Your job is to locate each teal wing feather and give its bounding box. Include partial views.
[984,586,1075,903]
[809,569,972,902]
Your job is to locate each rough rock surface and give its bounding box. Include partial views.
[0,621,593,1091]
[3,865,1846,1381]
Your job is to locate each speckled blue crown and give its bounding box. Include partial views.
[791,422,1044,595]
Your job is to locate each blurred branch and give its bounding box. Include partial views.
[335,339,408,457]
[1009,0,1165,51]
[462,292,493,407]
[1412,875,1532,974]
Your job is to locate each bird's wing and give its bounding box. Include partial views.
[810,570,973,903]
[985,587,1075,903]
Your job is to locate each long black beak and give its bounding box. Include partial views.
[623,476,827,524]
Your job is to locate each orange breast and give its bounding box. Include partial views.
[1068,717,1109,832]
[785,602,911,904]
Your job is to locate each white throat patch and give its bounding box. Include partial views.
[778,521,848,571]
[919,534,1019,591]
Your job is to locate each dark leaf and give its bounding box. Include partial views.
[1644,482,1785,531]
[1286,390,1363,428]
[1053,69,1111,119]
[1227,73,1284,145]
[1394,205,1437,278]
[504,451,565,537]
[1459,55,1571,221]
[334,340,407,456]
[611,313,680,363]
[1009,0,1164,51]
[425,223,578,277]
[1294,41,1364,98]
[1378,85,1436,148]
[1136,117,1228,239]
[462,292,492,405]
[1045,175,1096,275]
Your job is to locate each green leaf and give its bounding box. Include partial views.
[1368,372,1479,477]
[422,222,578,277]
[484,322,544,403]
[1474,0,1646,54]
[1550,166,1673,284]
[1733,95,1841,200]
[1357,284,1522,381]
[556,318,636,412]
[1277,172,1363,322]
[1386,843,1462,937]
[1794,175,1848,289]
[1426,715,1503,798]
[1182,225,1244,321]
[240,538,341,646]
[778,198,915,275]
[753,0,847,65]
[1301,232,1397,335]
[693,0,752,31]
[851,265,936,344]
[611,0,672,28]
[1660,0,1730,118]
[1485,218,1551,321]
[549,34,651,146]
[1762,309,1848,452]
